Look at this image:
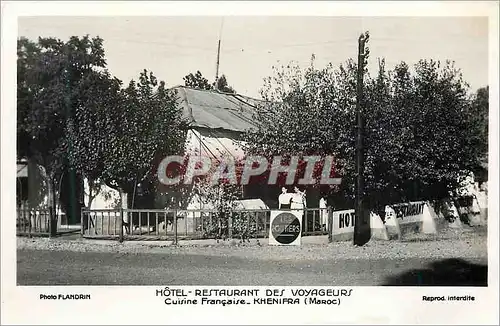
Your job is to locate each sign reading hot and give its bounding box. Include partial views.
[269,211,302,246]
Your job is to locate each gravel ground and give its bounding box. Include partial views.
[16,226,488,285]
[17,225,487,261]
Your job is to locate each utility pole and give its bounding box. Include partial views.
[214,18,224,90]
[354,32,369,246]
[215,39,221,90]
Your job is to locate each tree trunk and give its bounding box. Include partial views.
[47,175,57,237]
[121,190,128,229]
[86,178,96,209]
[118,189,128,236]
[38,165,57,236]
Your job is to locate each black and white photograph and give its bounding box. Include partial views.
[2,1,499,325]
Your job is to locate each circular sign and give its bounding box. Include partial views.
[271,212,301,244]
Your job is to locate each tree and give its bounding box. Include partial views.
[244,58,357,208]
[245,56,485,212]
[66,69,124,208]
[388,60,478,202]
[361,59,475,209]
[17,35,108,229]
[469,86,488,184]
[189,154,243,238]
[183,70,213,90]
[69,69,188,210]
[215,74,236,93]
[183,70,236,93]
[472,86,489,153]
[17,38,41,160]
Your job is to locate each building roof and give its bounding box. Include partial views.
[172,86,266,132]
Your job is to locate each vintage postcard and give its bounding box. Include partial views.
[1,1,499,325]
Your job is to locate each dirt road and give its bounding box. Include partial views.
[17,249,487,286]
[16,226,488,286]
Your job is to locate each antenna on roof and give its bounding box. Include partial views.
[215,17,224,91]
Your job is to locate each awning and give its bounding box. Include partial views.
[233,199,269,210]
[185,129,246,161]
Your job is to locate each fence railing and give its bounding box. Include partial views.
[17,209,81,237]
[17,209,51,235]
[81,208,329,242]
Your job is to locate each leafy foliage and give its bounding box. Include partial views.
[17,35,108,223]
[183,70,236,93]
[69,69,188,200]
[18,35,188,213]
[65,69,122,201]
[245,55,487,210]
[472,86,489,153]
[183,70,213,90]
[17,35,107,178]
[362,59,481,209]
[468,86,488,183]
[215,75,236,93]
[244,58,357,208]
[155,153,266,238]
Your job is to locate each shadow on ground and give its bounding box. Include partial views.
[382,258,487,286]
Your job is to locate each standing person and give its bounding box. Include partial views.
[278,187,292,209]
[291,186,306,209]
[319,196,328,232]
[291,186,306,233]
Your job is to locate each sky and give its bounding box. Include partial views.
[18,16,489,98]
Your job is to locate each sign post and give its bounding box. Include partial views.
[354,32,370,246]
[269,210,302,246]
